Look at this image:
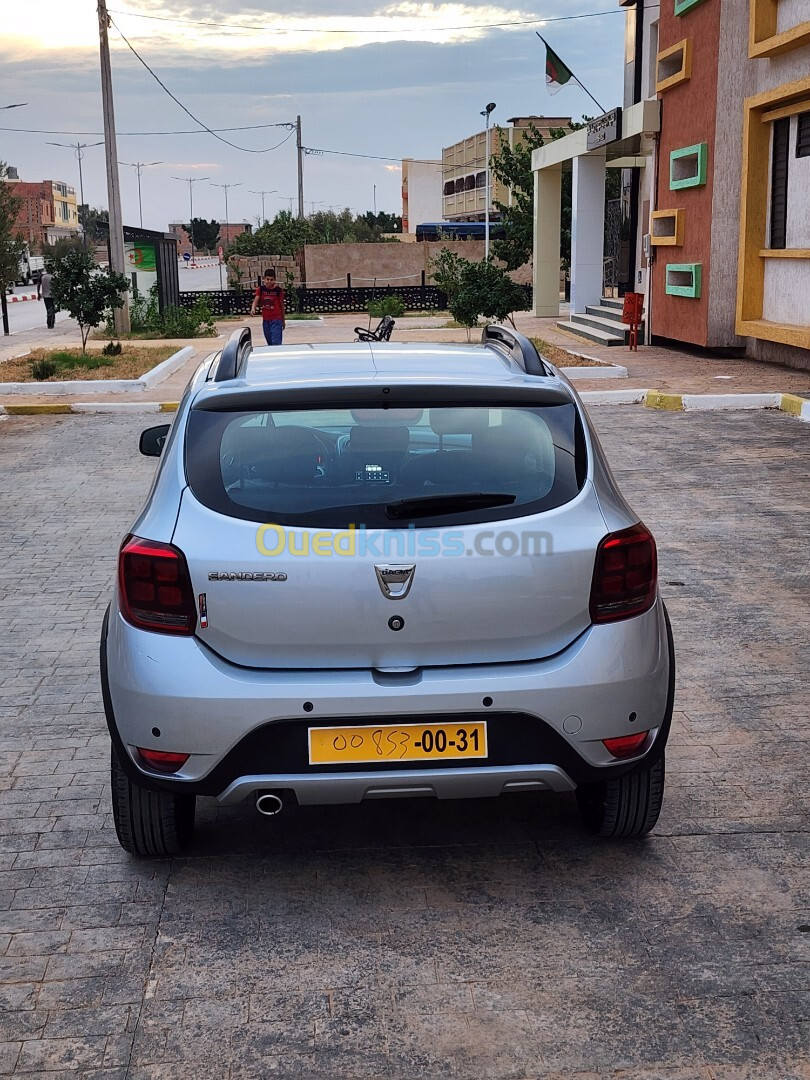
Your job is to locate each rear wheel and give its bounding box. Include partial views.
[110,745,195,856]
[576,754,665,838]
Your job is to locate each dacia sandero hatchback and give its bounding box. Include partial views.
[101,326,675,856]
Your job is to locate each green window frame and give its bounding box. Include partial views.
[674,0,707,14]
[665,263,702,298]
[670,143,708,189]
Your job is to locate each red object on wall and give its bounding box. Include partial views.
[622,292,644,325]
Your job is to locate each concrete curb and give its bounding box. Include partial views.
[1,391,807,421]
[562,364,628,380]
[0,345,195,398]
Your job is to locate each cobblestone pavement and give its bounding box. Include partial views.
[0,408,807,1079]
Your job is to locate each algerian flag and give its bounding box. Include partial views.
[538,35,573,96]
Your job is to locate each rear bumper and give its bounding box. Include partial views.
[101,600,674,801]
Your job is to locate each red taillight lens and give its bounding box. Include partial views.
[603,731,649,759]
[137,748,190,773]
[590,523,657,623]
[118,536,197,635]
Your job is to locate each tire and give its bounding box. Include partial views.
[576,754,665,838]
[110,745,195,856]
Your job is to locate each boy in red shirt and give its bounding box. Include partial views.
[250,269,286,345]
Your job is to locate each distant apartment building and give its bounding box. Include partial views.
[3,175,79,247]
[443,116,571,222]
[168,221,252,256]
[401,159,444,234]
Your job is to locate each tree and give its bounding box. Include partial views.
[78,206,109,245]
[50,249,129,353]
[186,218,220,253]
[0,162,25,297]
[428,248,468,306]
[447,259,531,338]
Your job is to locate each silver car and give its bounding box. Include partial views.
[101,326,674,856]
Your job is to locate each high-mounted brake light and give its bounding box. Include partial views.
[118,536,197,635]
[137,748,190,774]
[590,523,657,624]
[603,731,649,759]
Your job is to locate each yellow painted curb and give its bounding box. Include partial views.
[3,403,73,415]
[159,402,179,412]
[779,393,809,416]
[645,391,684,411]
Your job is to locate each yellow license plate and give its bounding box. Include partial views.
[308,722,488,765]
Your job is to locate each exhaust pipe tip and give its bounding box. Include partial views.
[256,792,284,817]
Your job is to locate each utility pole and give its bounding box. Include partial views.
[46,140,103,246]
[480,102,496,260]
[120,161,162,229]
[249,189,276,224]
[296,115,304,220]
[173,176,210,266]
[97,0,129,333]
[211,182,242,252]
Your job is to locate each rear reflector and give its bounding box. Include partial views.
[590,523,657,623]
[118,536,197,635]
[137,748,190,774]
[603,731,649,759]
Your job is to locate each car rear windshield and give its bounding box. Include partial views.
[185,404,587,528]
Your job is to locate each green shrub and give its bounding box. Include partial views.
[110,285,216,338]
[102,340,122,356]
[30,359,58,380]
[367,294,405,319]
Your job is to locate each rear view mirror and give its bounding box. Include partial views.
[139,424,171,457]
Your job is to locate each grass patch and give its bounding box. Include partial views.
[1,345,178,383]
[530,338,609,368]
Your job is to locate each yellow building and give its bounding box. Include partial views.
[442,116,571,221]
[47,180,79,240]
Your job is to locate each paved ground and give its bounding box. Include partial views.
[0,408,807,1078]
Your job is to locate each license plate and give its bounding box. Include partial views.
[308,722,488,765]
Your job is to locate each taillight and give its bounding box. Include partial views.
[137,748,190,773]
[118,536,197,635]
[603,731,649,759]
[590,523,657,623]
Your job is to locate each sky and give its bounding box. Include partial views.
[1,2,626,232]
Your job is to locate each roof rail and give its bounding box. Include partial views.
[482,324,550,377]
[212,327,253,382]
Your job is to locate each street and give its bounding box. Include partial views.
[3,288,70,337]
[0,406,807,1077]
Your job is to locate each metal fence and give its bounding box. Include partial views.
[179,282,533,316]
[179,285,449,316]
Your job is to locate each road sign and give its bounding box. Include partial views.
[183,252,191,262]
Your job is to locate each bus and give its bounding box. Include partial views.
[415,221,507,242]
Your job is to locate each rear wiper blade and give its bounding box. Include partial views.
[385,492,516,520]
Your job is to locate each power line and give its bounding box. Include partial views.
[0,122,295,137]
[304,146,442,165]
[107,7,623,35]
[108,16,297,154]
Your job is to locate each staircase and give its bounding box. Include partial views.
[557,297,644,347]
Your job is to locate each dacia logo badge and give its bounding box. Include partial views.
[374,564,415,600]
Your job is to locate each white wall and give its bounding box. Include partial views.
[762,258,810,323]
[786,114,810,248]
[403,161,443,233]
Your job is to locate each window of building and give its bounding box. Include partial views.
[797,111,810,158]
[476,172,486,189]
[443,181,455,196]
[769,117,790,249]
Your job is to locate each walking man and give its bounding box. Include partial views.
[37,266,55,329]
[250,268,286,346]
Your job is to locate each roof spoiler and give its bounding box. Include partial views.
[211,327,253,382]
[482,325,550,377]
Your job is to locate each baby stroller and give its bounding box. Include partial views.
[355,314,395,342]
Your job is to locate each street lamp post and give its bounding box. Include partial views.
[46,140,104,246]
[210,182,242,253]
[248,189,276,224]
[173,176,210,267]
[119,161,162,229]
[480,103,496,260]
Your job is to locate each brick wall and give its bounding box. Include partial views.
[302,242,531,287]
